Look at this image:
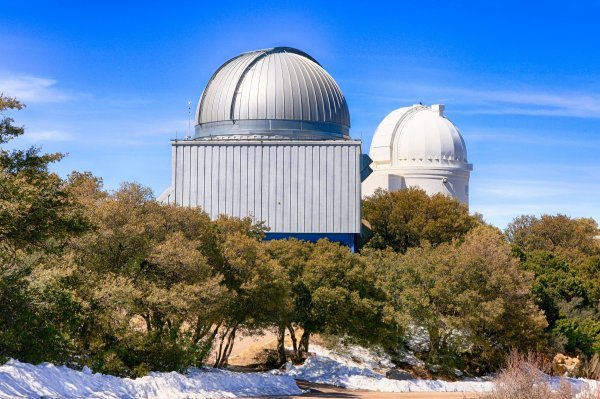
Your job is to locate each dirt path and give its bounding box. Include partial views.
[252,381,482,398]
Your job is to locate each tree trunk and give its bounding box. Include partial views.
[276,324,287,366]
[213,325,230,368]
[218,323,239,368]
[428,325,440,359]
[286,323,298,359]
[193,319,210,344]
[298,330,311,359]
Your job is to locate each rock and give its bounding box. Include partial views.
[553,353,580,376]
[397,349,426,368]
[386,369,416,380]
[428,364,441,373]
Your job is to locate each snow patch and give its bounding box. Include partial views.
[285,354,493,392]
[306,344,393,370]
[285,346,600,395]
[0,359,302,399]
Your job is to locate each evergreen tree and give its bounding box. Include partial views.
[0,94,87,363]
[362,187,479,252]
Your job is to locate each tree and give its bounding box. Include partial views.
[65,181,232,375]
[0,94,87,252]
[0,95,88,364]
[507,214,600,357]
[266,238,398,364]
[506,214,599,261]
[211,231,290,368]
[367,226,547,373]
[520,251,600,356]
[362,187,479,253]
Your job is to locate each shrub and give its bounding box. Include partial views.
[484,352,573,399]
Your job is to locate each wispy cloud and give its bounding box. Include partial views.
[470,176,600,228]
[22,129,74,142]
[464,128,600,148]
[0,72,76,103]
[358,78,600,119]
[475,178,587,199]
[426,86,600,118]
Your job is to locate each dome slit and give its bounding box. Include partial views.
[223,55,253,122]
[197,52,246,124]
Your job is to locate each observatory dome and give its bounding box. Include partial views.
[195,47,350,140]
[363,104,472,205]
[370,104,469,168]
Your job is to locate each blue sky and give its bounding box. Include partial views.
[2,1,599,228]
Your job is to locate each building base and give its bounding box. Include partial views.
[263,232,357,252]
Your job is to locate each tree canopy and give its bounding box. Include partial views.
[362,187,479,252]
[365,225,547,373]
[507,214,600,357]
[2,94,598,377]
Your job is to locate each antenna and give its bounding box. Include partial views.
[187,100,192,139]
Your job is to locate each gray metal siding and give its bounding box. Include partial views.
[172,140,361,234]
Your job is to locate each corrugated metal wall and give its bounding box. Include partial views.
[171,141,361,234]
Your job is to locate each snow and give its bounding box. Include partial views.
[2,349,598,398]
[285,353,494,392]
[300,343,394,370]
[284,344,600,395]
[0,359,303,399]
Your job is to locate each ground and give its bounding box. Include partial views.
[222,331,484,398]
[255,381,481,398]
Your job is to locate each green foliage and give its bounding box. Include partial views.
[65,180,233,375]
[366,225,547,373]
[3,94,597,377]
[304,240,395,345]
[362,187,479,252]
[0,97,87,253]
[522,251,589,327]
[266,238,399,361]
[506,214,599,261]
[554,317,600,355]
[0,94,25,143]
[508,214,600,357]
[0,96,88,365]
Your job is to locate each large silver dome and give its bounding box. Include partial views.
[195,47,350,140]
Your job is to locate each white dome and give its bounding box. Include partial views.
[363,104,473,205]
[195,47,350,140]
[370,104,470,168]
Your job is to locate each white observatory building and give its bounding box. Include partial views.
[362,104,472,205]
[160,47,368,250]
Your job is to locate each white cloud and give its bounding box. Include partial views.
[475,178,579,199]
[364,79,600,119]
[0,72,74,103]
[24,129,74,142]
[432,86,600,118]
[470,177,600,228]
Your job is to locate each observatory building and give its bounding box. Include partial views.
[159,47,368,250]
[362,104,472,205]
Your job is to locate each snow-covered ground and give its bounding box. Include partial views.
[284,350,494,393]
[0,359,302,399]
[284,344,600,395]
[2,347,599,398]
